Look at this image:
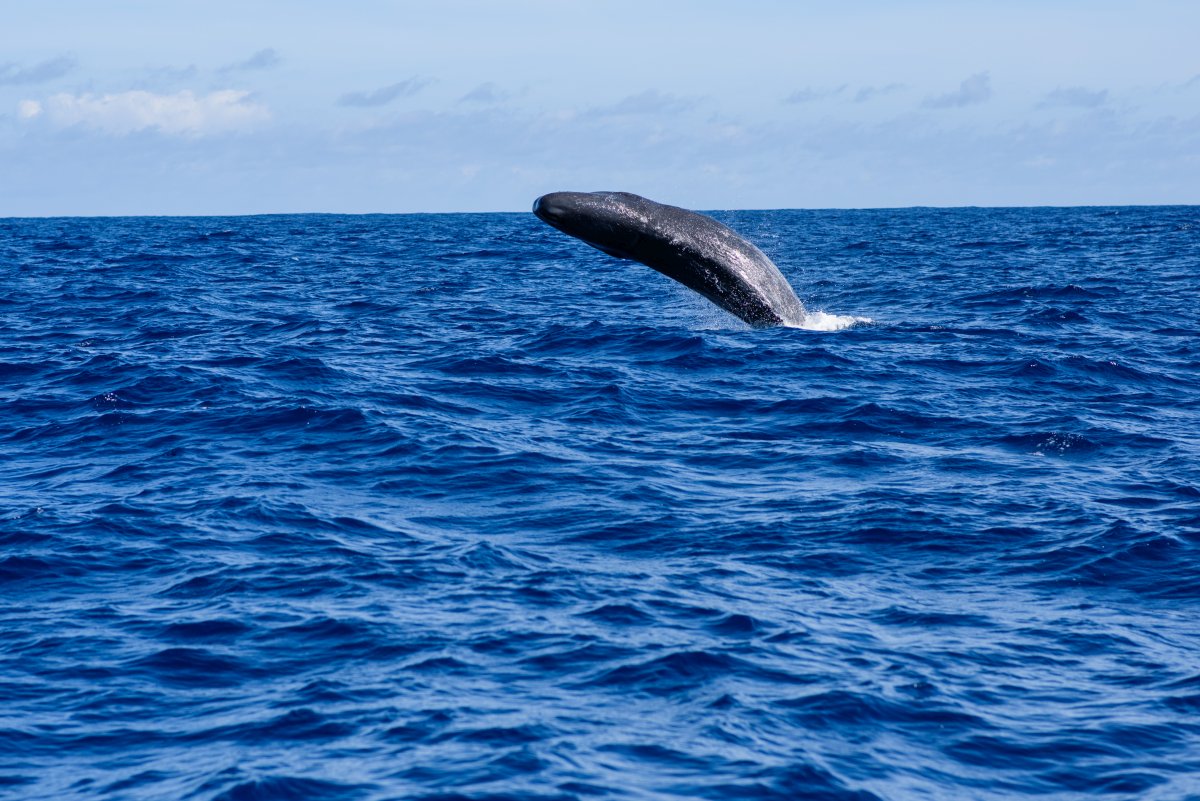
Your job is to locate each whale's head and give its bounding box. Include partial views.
[533,191,652,260]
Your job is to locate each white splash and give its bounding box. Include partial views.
[788,310,872,331]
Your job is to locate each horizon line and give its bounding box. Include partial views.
[3,201,1196,221]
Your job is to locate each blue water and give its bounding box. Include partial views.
[2,206,1199,800]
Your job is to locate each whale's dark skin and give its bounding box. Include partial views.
[533,191,806,328]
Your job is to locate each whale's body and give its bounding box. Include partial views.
[533,191,805,328]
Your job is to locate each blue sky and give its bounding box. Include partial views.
[2,1,1198,215]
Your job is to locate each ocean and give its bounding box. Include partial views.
[1,206,1198,800]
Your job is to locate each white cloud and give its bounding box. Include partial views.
[854,83,905,103]
[783,85,847,104]
[219,48,281,73]
[460,82,507,104]
[587,90,700,117]
[17,100,42,120]
[17,90,269,136]
[0,56,77,86]
[337,78,431,108]
[1039,86,1108,109]
[924,72,992,109]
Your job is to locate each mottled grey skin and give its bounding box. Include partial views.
[533,191,805,328]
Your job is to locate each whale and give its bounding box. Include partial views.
[532,191,805,328]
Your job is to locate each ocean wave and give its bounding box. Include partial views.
[1,207,1198,800]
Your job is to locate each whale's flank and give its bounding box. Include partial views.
[533,191,805,328]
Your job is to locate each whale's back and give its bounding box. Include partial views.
[534,191,805,327]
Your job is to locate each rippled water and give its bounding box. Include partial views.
[2,206,1199,800]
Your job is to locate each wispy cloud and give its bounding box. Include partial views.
[18,90,269,136]
[338,77,431,108]
[783,85,846,104]
[147,65,199,82]
[924,72,992,109]
[588,90,699,116]
[460,82,507,104]
[1039,86,1108,109]
[219,48,280,73]
[854,83,904,103]
[128,64,201,91]
[0,56,77,86]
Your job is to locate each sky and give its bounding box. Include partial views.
[2,0,1198,215]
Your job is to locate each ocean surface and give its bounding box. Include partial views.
[2,206,1198,801]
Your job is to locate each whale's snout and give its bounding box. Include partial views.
[532,192,572,226]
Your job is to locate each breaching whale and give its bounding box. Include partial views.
[533,191,805,328]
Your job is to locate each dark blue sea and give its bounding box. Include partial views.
[2,206,1199,801]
